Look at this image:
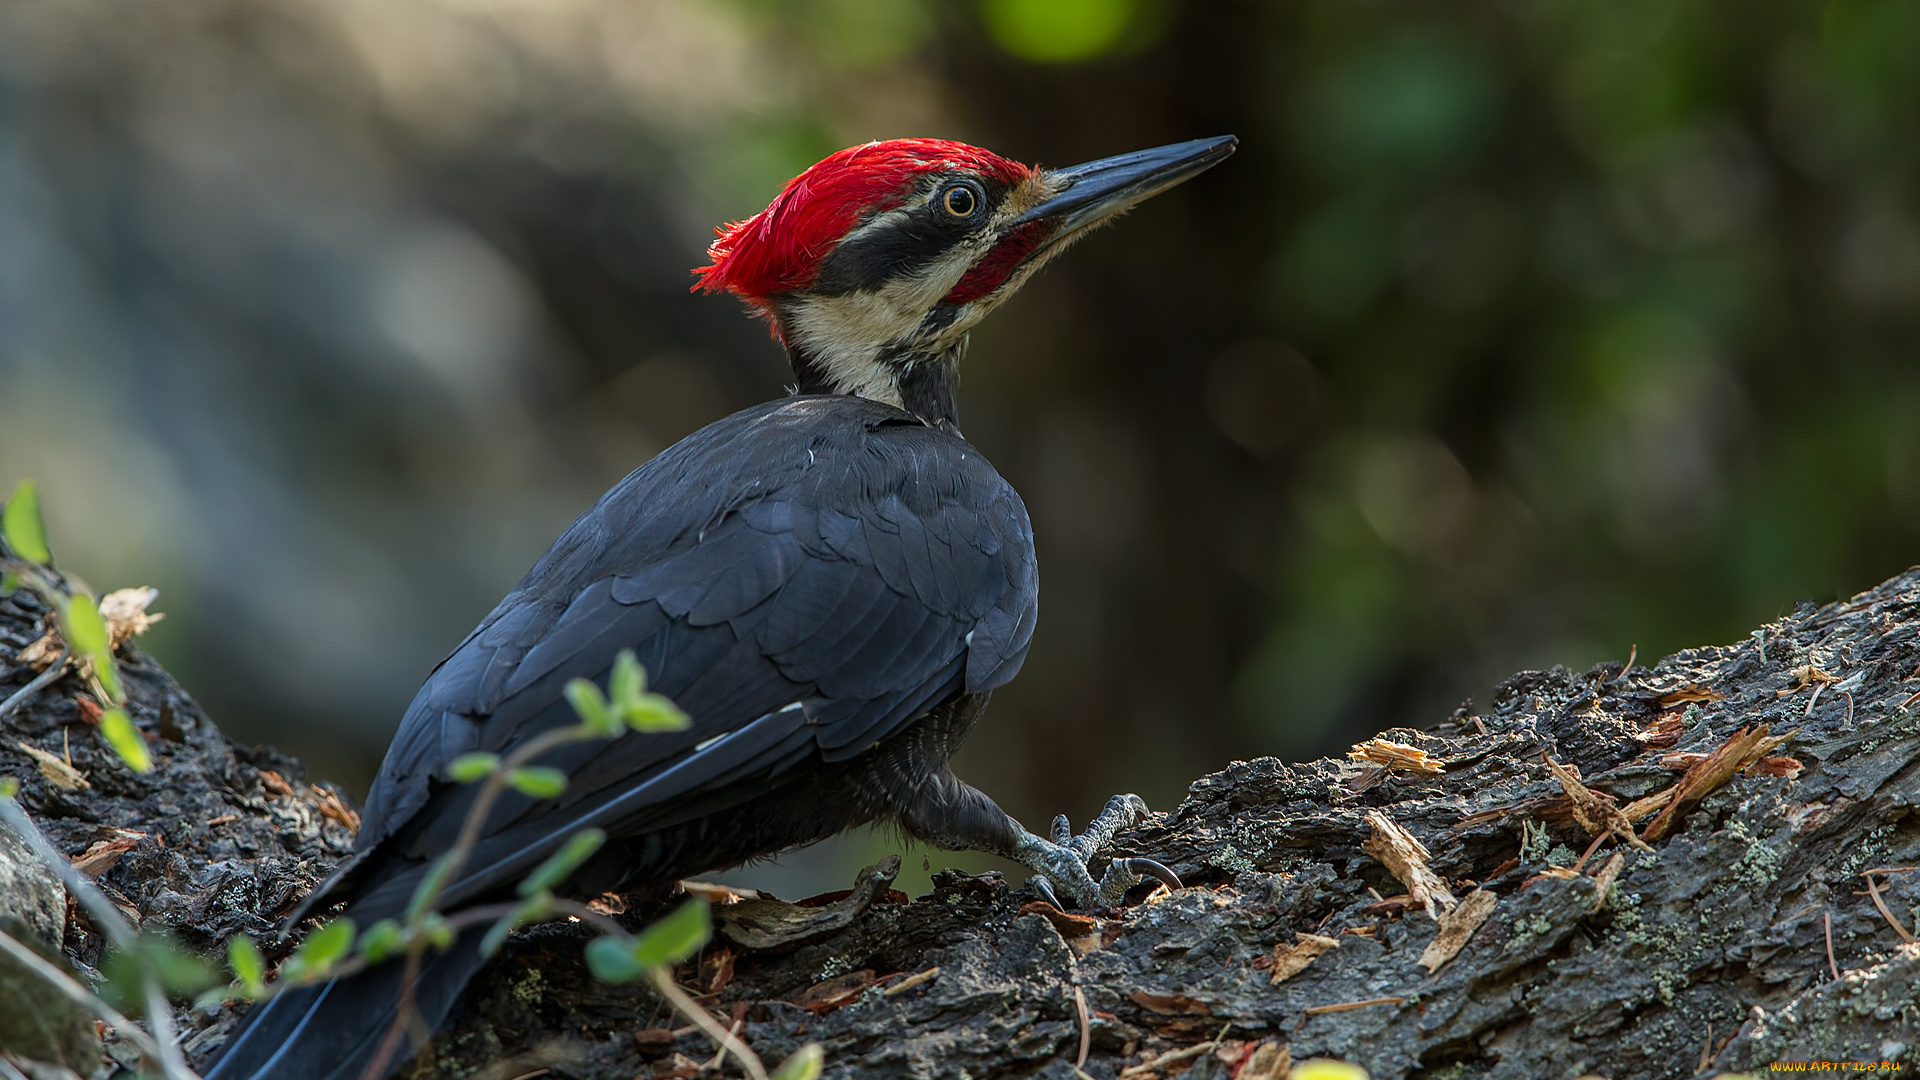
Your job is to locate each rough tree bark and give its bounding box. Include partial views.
[2,570,1918,1080]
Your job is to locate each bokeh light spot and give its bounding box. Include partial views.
[982,0,1136,64]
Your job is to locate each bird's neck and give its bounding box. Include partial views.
[785,335,966,433]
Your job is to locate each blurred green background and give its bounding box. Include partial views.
[3,0,1917,896]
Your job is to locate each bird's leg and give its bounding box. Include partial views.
[1011,794,1181,909]
[893,770,1179,910]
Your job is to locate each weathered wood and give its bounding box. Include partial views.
[2,570,1917,1079]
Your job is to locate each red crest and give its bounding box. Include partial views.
[693,139,1031,305]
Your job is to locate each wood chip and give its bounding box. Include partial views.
[1361,810,1456,919]
[99,587,165,648]
[1543,754,1652,852]
[1268,932,1339,985]
[1418,888,1498,972]
[16,740,88,790]
[306,784,361,831]
[72,835,142,877]
[1590,852,1626,911]
[1642,725,1794,843]
[1776,664,1838,698]
[1347,738,1445,775]
[1619,787,1676,824]
[715,856,899,950]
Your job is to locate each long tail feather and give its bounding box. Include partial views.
[200,928,491,1080]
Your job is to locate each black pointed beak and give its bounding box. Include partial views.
[1013,135,1238,235]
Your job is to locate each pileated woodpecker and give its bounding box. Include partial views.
[202,134,1236,1080]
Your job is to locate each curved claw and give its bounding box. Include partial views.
[1122,857,1183,893]
[1029,875,1066,912]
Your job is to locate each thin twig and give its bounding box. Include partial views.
[1571,832,1611,874]
[702,1017,746,1072]
[1842,690,1855,728]
[1862,872,1917,944]
[1824,909,1840,982]
[650,967,768,1080]
[0,926,166,1064]
[1073,985,1091,1072]
[1117,1026,1230,1079]
[357,948,424,1080]
[1304,995,1404,1016]
[0,645,69,721]
[0,796,135,945]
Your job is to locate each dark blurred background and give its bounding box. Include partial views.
[4,0,1918,895]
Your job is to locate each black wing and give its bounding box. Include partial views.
[329,394,1036,918]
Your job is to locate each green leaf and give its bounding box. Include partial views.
[625,695,690,733]
[228,935,266,994]
[406,854,457,923]
[2,481,51,565]
[584,935,647,984]
[64,592,108,654]
[507,766,568,799]
[65,593,123,703]
[356,919,406,963]
[100,708,152,772]
[519,828,606,896]
[770,1043,824,1080]
[293,918,356,976]
[630,898,710,969]
[418,912,454,951]
[0,571,17,595]
[446,753,500,782]
[564,677,618,736]
[0,777,18,799]
[609,649,645,706]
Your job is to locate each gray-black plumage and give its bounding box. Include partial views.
[201,134,1233,1080]
[205,396,1038,1079]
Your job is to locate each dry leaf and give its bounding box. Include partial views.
[1237,1041,1291,1080]
[1657,685,1725,708]
[1129,990,1213,1016]
[1362,810,1457,919]
[1348,738,1445,775]
[1268,932,1339,985]
[792,969,876,1014]
[1418,888,1498,972]
[16,740,88,790]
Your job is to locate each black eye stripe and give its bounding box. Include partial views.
[808,176,1007,295]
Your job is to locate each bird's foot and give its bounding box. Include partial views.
[1012,793,1182,910]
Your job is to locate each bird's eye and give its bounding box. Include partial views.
[941,184,979,219]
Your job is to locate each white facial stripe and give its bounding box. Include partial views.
[781,170,1075,408]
